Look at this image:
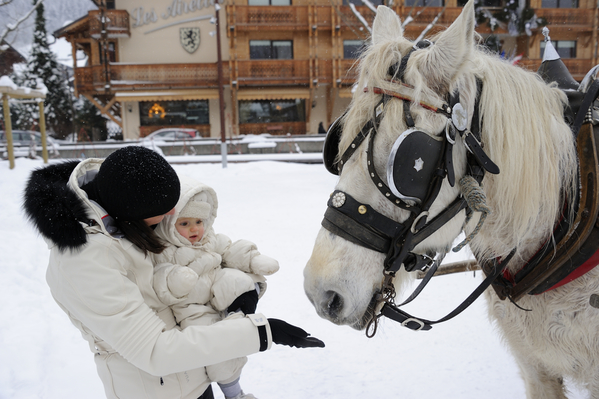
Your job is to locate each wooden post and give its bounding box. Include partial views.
[38,100,48,163]
[2,94,15,169]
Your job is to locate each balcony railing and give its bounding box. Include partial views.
[89,10,130,39]
[228,5,596,34]
[239,121,306,135]
[519,58,594,80]
[74,63,227,94]
[534,8,595,30]
[230,6,310,30]
[235,60,311,86]
[337,59,360,86]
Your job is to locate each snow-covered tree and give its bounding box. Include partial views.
[13,0,73,137]
[74,96,108,142]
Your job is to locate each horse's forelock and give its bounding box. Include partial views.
[338,39,411,156]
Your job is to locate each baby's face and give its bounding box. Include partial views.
[175,217,205,244]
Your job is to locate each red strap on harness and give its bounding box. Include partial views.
[543,248,599,292]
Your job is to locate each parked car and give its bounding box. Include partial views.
[0,130,57,148]
[139,128,199,142]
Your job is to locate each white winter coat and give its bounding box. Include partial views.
[44,159,272,399]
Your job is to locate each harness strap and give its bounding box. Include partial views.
[322,191,408,253]
[378,249,516,331]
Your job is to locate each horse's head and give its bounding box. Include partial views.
[303,0,490,330]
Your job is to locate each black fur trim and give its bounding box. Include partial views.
[23,161,90,252]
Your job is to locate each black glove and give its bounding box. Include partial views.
[227,289,259,314]
[267,318,325,348]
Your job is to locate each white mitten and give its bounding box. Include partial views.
[167,266,199,298]
[187,252,221,276]
[174,247,197,266]
[249,253,280,275]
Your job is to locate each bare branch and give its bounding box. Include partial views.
[402,0,429,29]
[360,0,377,14]
[349,3,372,34]
[0,0,44,53]
[414,5,446,42]
[0,0,15,7]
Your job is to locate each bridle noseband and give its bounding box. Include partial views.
[321,40,503,333]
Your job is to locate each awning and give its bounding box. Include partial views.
[115,89,219,102]
[236,88,310,101]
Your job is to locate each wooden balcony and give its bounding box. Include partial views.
[235,60,310,86]
[89,10,130,39]
[534,8,595,32]
[230,6,310,31]
[519,58,594,81]
[74,63,227,94]
[337,59,360,86]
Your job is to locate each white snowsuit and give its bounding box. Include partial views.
[152,175,279,384]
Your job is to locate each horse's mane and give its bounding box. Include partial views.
[340,35,578,264]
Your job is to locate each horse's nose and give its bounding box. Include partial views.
[324,290,344,319]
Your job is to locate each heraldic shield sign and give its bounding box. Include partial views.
[180,27,200,54]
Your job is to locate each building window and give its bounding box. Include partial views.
[249,0,291,4]
[542,0,577,7]
[540,40,576,59]
[239,99,305,124]
[140,100,209,126]
[99,41,116,63]
[250,40,293,59]
[405,0,444,6]
[344,40,365,59]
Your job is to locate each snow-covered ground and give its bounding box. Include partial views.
[0,156,588,399]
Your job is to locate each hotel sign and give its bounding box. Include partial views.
[131,0,217,29]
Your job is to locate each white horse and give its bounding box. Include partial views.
[303,1,599,398]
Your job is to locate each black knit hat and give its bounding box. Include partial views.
[94,146,180,220]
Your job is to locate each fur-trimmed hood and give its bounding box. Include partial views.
[154,175,218,248]
[23,159,116,252]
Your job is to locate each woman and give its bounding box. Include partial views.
[23,146,324,399]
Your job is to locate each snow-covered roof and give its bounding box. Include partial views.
[0,75,46,99]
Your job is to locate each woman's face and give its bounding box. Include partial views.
[144,208,175,226]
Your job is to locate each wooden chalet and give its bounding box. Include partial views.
[54,0,599,140]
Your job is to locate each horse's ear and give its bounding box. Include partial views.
[372,6,403,45]
[419,0,475,90]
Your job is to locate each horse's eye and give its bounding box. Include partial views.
[388,63,399,78]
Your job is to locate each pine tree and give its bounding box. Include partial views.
[13,0,73,138]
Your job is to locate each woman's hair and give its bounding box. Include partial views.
[116,219,168,255]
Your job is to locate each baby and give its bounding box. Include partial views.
[152,175,279,399]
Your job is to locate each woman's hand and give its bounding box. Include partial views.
[268,319,325,348]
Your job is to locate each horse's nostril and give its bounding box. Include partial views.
[325,290,343,318]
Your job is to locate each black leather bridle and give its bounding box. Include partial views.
[321,41,506,333]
